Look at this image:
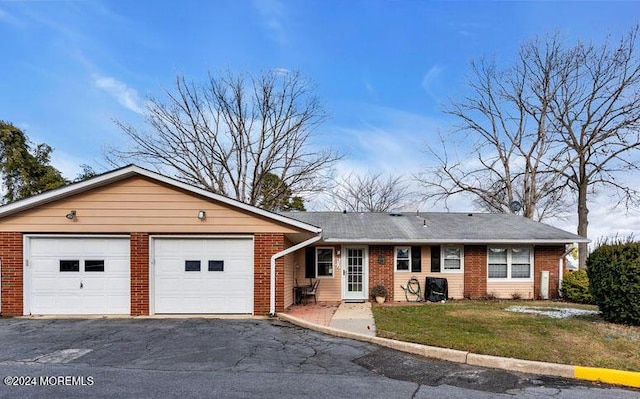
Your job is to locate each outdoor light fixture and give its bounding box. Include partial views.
[65,210,76,220]
[378,255,385,265]
[197,210,207,221]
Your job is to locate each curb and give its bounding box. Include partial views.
[277,313,640,389]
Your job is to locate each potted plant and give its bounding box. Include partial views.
[370,283,388,304]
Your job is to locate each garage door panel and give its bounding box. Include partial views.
[154,238,254,314]
[28,237,130,315]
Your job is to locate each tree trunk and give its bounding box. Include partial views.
[577,179,589,270]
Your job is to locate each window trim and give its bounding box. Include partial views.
[394,246,412,272]
[487,246,534,281]
[315,247,334,278]
[440,245,464,273]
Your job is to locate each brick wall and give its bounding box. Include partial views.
[0,232,23,316]
[463,245,487,299]
[254,233,285,315]
[130,233,149,315]
[369,246,394,301]
[534,245,564,299]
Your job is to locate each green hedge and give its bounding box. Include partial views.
[560,270,593,304]
[587,242,640,325]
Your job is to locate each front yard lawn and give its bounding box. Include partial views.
[372,300,640,372]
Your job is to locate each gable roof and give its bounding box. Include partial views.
[281,211,589,244]
[0,165,321,234]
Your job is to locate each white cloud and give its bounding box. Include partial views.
[421,65,445,93]
[93,75,144,114]
[272,67,290,76]
[253,0,288,45]
[363,79,376,97]
[316,102,640,242]
[550,188,640,246]
[329,105,444,176]
[0,7,22,27]
[307,104,449,211]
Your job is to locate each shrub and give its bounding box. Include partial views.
[560,270,593,304]
[587,242,640,325]
[370,283,388,298]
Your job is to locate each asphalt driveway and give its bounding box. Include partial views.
[0,318,637,399]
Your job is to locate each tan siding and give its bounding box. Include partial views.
[0,176,303,234]
[427,273,464,299]
[294,245,342,302]
[316,272,341,302]
[394,246,465,301]
[486,282,534,299]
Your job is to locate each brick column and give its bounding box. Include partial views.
[368,246,394,301]
[130,233,149,316]
[0,232,23,316]
[534,246,564,299]
[254,233,285,315]
[463,245,487,299]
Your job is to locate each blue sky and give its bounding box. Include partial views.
[1,0,639,239]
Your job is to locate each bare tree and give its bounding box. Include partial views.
[329,172,411,212]
[549,27,640,268]
[418,38,570,221]
[107,70,341,207]
[420,27,640,269]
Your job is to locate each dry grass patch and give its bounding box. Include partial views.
[372,300,640,371]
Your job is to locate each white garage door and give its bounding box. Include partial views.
[153,237,253,314]
[27,237,130,315]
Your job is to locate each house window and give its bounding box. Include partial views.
[316,248,334,277]
[185,260,201,272]
[395,247,411,272]
[208,260,224,272]
[85,260,105,272]
[488,247,532,279]
[441,246,463,272]
[60,260,80,272]
[488,248,508,278]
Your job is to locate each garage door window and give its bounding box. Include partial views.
[185,260,201,272]
[85,260,105,272]
[60,260,80,272]
[208,260,224,272]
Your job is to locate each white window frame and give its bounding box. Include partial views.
[394,246,411,272]
[487,246,534,281]
[316,247,334,278]
[440,245,464,273]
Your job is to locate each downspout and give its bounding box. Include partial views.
[270,234,322,316]
[558,244,576,297]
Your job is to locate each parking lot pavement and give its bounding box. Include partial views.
[0,318,638,399]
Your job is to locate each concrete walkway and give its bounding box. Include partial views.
[328,302,376,337]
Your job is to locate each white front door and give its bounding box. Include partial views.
[342,246,368,300]
[152,237,253,314]
[27,236,130,315]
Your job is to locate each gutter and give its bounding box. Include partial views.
[558,244,576,296]
[319,238,590,244]
[269,234,322,316]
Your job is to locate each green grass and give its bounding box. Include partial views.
[372,300,640,372]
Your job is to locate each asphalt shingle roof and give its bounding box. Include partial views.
[280,212,588,244]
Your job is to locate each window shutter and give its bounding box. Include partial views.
[430,245,441,273]
[411,246,422,272]
[305,247,316,278]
